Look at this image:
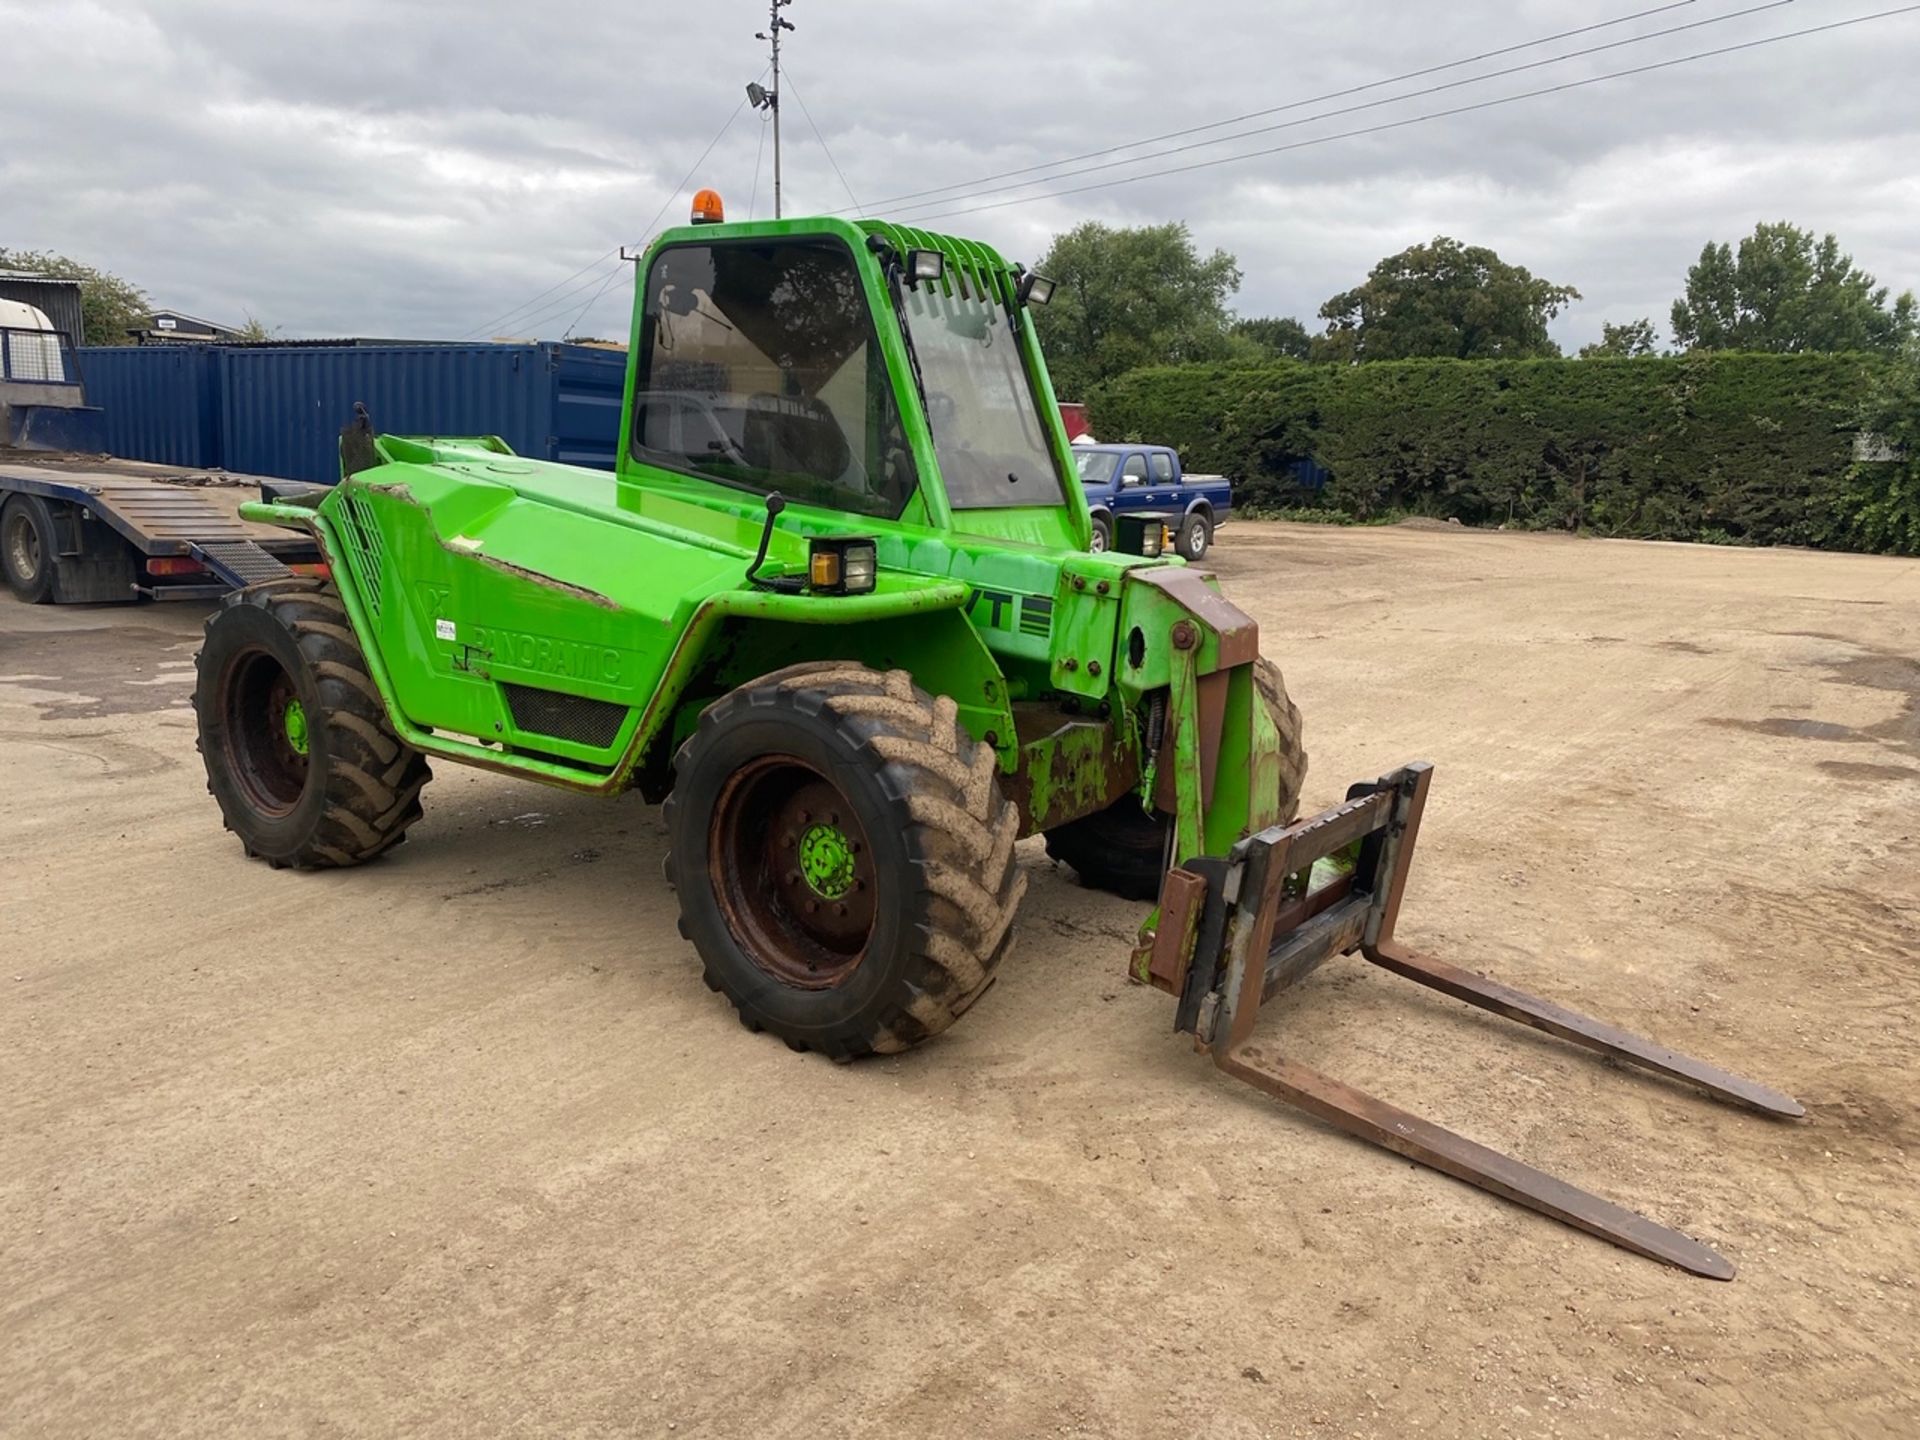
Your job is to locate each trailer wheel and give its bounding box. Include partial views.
[194,578,430,868]
[665,663,1026,1059]
[1,494,56,604]
[1045,657,1307,899]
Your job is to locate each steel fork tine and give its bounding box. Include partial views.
[1217,1040,1739,1279]
[1363,941,1805,1118]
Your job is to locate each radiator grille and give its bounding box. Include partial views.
[501,683,627,749]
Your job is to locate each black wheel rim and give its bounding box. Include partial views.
[221,646,312,817]
[5,511,40,582]
[710,755,878,989]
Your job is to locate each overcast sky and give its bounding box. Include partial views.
[5,0,1916,353]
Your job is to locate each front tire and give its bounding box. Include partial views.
[665,663,1026,1059]
[1,494,56,603]
[1045,657,1307,898]
[1089,515,1112,553]
[194,579,430,868]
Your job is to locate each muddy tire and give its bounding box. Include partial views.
[665,662,1026,1059]
[1,494,56,604]
[194,578,430,868]
[1254,657,1308,825]
[1042,795,1171,901]
[1045,657,1307,899]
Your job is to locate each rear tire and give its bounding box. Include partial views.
[1,494,56,604]
[665,663,1025,1059]
[1045,657,1307,898]
[1175,511,1213,562]
[194,578,430,868]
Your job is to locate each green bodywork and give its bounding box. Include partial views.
[241,213,1284,855]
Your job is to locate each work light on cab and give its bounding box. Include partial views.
[809,536,877,595]
[1017,270,1055,306]
[905,249,945,286]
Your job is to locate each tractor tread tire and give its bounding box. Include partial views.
[664,662,1025,1060]
[195,577,430,869]
[1044,657,1306,899]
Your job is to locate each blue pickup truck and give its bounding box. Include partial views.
[1071,443,1232,560]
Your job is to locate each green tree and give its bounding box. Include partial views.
[1579,318,1658,358]
[1230,315,1313,361]
[0,248,152,345]
[1836,337,1920,553]
[1317,236,1580,362]
[1031,221,1242,397]
[1670,222,1916,354]
[233,312,277,342]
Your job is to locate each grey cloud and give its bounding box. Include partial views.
[4,0,1915,349]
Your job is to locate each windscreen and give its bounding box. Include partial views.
[901,281,1065,511]
[1074,450,1119,485]
[631,238,918,519]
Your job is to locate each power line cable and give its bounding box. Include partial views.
[559,271,628,340]
[749,110,770,220]
[896,5,1920,227]
[458,251,622,342]
[840,0,1711,216]
[489,256,631,339]
[887,0,1795,222]
[782,68,862,212]
[460,74,763,339]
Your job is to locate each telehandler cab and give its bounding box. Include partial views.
[195,197,1798,1277]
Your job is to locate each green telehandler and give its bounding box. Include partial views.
[194,198,1798,1277]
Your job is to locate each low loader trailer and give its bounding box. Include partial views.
[1,319,319,604]
[187,192,1799,1277]
[0,454,323,603]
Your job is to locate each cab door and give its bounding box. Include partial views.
[1113,450,1151,513]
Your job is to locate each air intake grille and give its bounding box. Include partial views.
[337,486,385,620]
[501,683,628,749]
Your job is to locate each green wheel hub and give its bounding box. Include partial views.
[283,697,310,756]
[798,822,855,900]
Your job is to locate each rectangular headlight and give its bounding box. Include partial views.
[809,536,878,595]
[1116,512,1171,558]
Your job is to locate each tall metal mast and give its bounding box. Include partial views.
[751,0,796,219]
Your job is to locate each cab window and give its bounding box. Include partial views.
[1120,453,1149,486]
[631,238,918,519]
[1149,451,1174,483]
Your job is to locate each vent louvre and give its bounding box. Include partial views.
[501,683,627,749]
[337,487,385,620]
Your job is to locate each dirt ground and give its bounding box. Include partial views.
[3,521,1917,1439]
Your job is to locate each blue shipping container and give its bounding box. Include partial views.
[79,345,224,467]
[75,342,628,482]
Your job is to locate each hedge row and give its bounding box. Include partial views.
[1086,352,1912,552]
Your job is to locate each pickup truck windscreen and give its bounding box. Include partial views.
[1074,450,1119,485]
[899,282,1066,511]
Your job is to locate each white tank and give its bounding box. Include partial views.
[0,298,68,383]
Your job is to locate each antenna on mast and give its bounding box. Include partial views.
[749,0,796,219]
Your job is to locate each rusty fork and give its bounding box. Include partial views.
[1139,763,1802,1280]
